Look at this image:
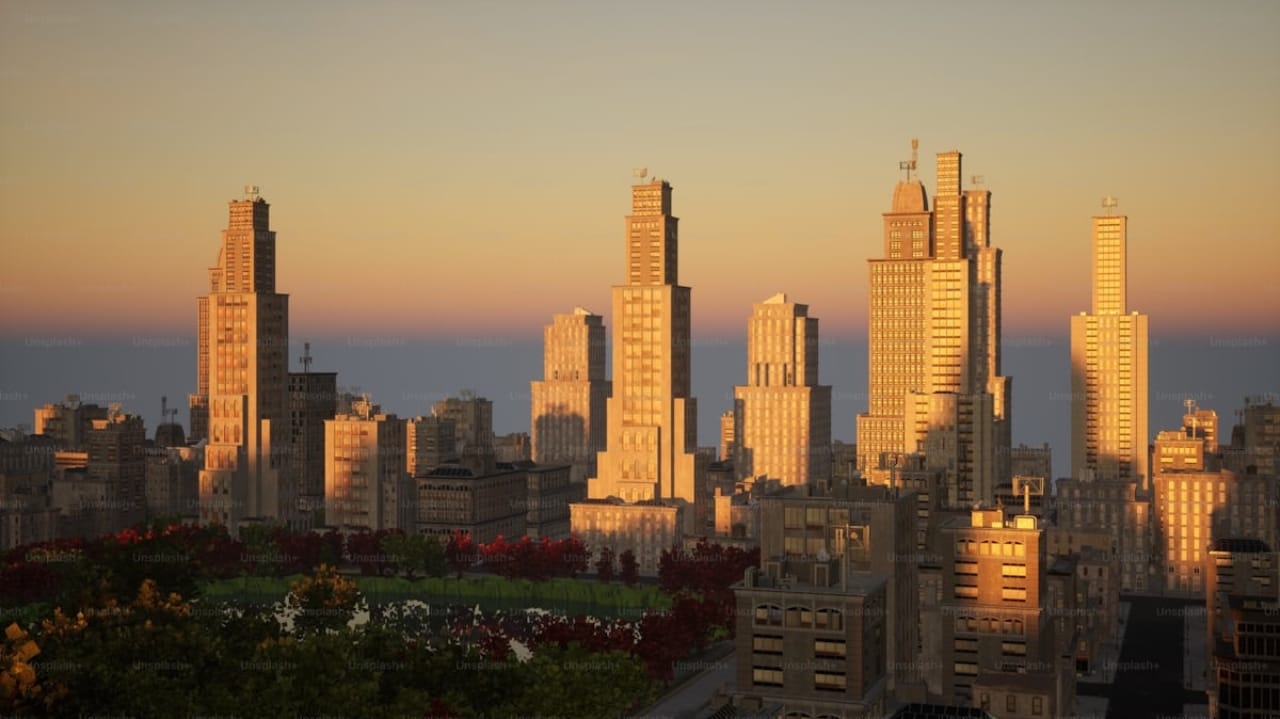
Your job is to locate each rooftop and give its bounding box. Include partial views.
[1212,538,1274,554]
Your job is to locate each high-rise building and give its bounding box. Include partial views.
[732,294,832,487]
[530,308,610,483]
[406,415,456,477]
[1070,203,1149,488]
[1205,539,1280,719]
[720,410,736,464]
[194,187,293,530]
[288,366,337,530]
[587,177,702,504]
[937,508,1074,717]
[433,393,495,475]
[34,395,109,450]
[86,408,147,533]
[323,396,409,531]
[1225,397,1280,477]
[856,141,1010,510]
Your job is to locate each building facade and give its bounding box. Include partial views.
[288,369,337,529]
[856,142,1010,511]
[1069,208,1149,488]
[936,508,1074,718]
[732,293,832,487]
[407,415,457,478]
[323,397,410,531]
[530,308,609,484]
[194,188,293,530]
[732,564,889,718]
[586,177,702,505]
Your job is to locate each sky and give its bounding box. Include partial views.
[1,1,1278,464]
[1,0,1278,341]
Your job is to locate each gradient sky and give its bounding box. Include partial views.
[2,0,1278,341]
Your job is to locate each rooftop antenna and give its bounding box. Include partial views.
[632,167,648,183]
[971,175,985,188]
[244,184,260,201]
[299,341,313,374]
[899,138,919,181]
[161,395,177,425]
[1102,196,1118,215]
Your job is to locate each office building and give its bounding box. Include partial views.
[33,396,109,450]
[1225,397,1280,478]
[856,141,1010,511]
[756,482,921,698]
[1069,202,1149,488]
[732,293,832,487]
[194,187,293,530]
[586,176,703,505]
[433,393,496,476]
[937,507,1074,718]
[323,396,410,531]
[731,559,888,718]
[1205,539,1280,719]
[530,308,610,483]
[407,415,457,478]
[288,364,337,529]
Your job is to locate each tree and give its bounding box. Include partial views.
[445,531,475,579]
[594,547,616,583]
[619,550,639,588]
[283,564,367,636]
[381,531,446,580]
[512,644,655,718]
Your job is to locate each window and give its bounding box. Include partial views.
[755,605,782,626]
[815,639,846,657]
[1032,697,1044,715]
[753,635,783,654]
[814,671,846,692]
[1007,695,1017,713]
[752,667,783,687]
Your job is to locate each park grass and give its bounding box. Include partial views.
[196,574,670,618]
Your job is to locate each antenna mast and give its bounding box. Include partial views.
[632,167,648,184]
[300,342,313,374]
[899,138,919,181]
[161,395,177,425]
[1102,196,1118,215]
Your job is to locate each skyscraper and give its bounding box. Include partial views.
[587,176,701,504]
[530,308,610,484]
[856,141,1010,509]
[1070,203,1149,487]
[195,187,292,530]
[733,293,832,486]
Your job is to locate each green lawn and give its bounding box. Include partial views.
[196,575,669,618]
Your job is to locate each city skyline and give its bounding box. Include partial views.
[2,2,1279,339]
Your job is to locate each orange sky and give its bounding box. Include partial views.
[2,2,1278,341]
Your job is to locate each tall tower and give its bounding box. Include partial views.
[588,176,701,503]
[531,308,610,483]
[1070,201,1149,487]
[856,142,1008,508]
[733,293,832,486]
[196,186,292,530]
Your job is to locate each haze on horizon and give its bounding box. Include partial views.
[1,0,1278,340]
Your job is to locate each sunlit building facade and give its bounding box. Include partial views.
[530,308,610,484]
[856,143,1010,510]
[323,396,410,531]
[732,293,832,487]
[587,177,703,505]
[195,188,293,530]
[1069,210,1149,487]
